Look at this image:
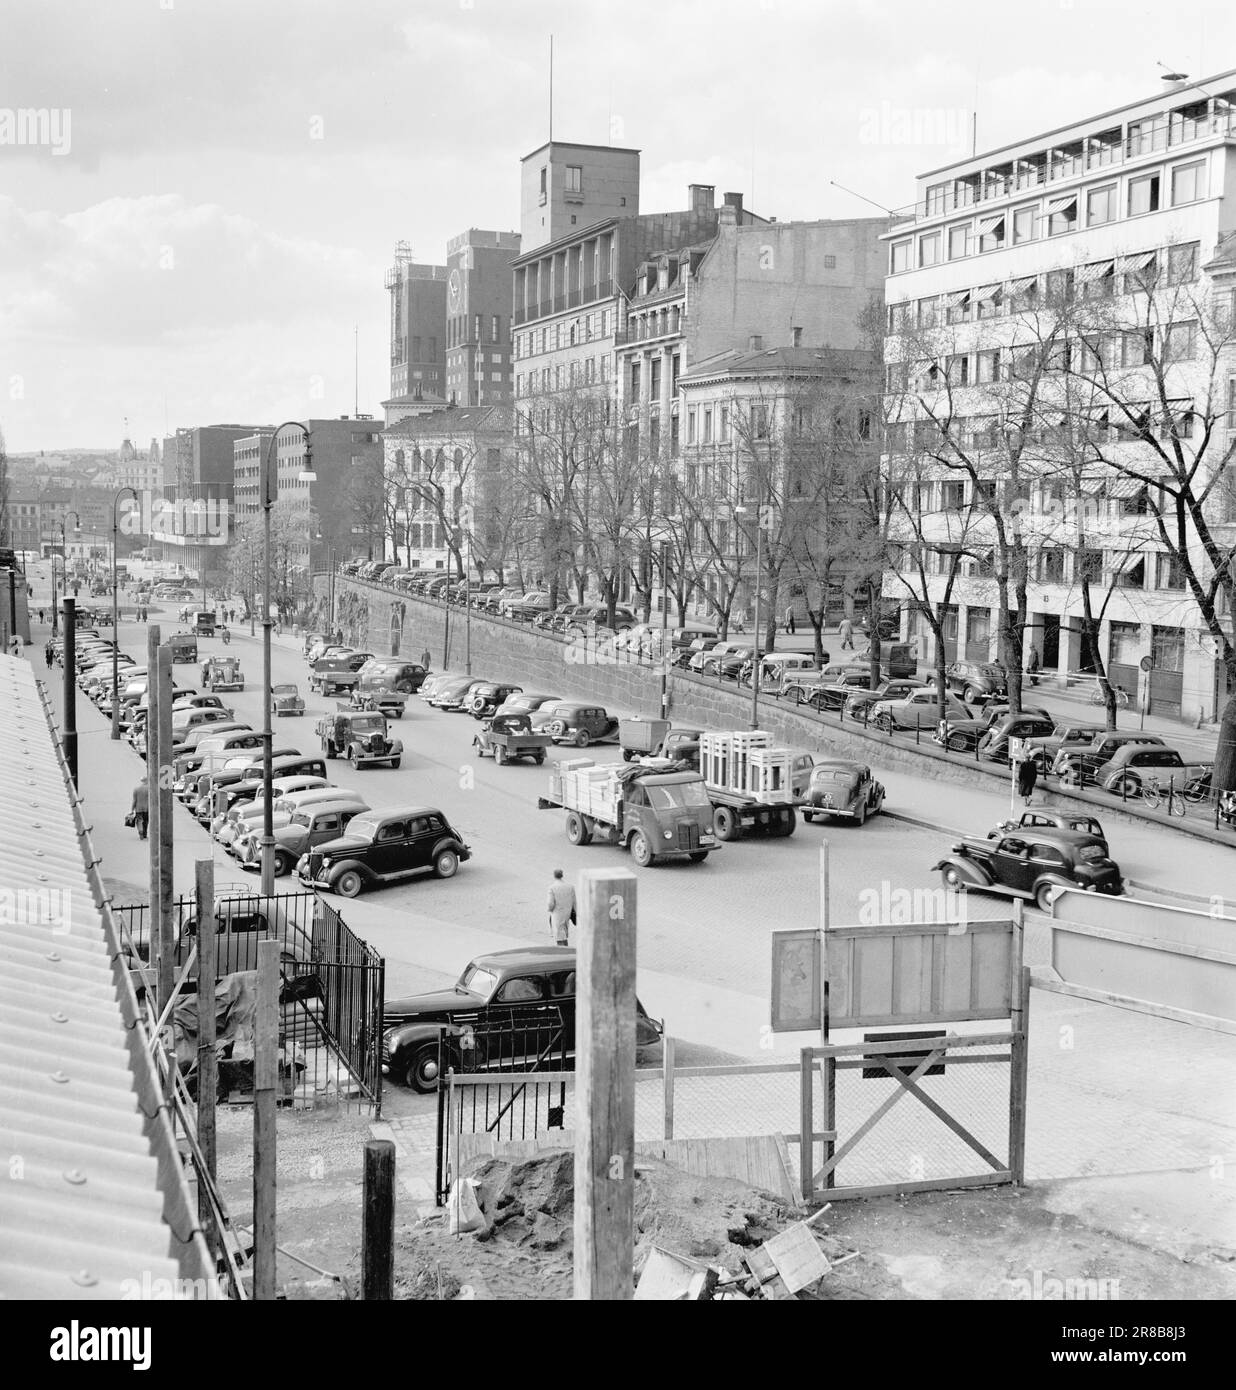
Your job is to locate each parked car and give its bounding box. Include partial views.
[529,700,619,748]
[239,796,371,876]
[381,946,663,1092]
[688,639,746,673]
[1094,744,1212,798]
[675,636,722,669]
[738,653,825,693]
[944,660,1008,703]
[1021,722,1108,772]
[801,760,886,825]
[467,681,524,719]
[428,674,491,712]
[976,711,1058,764]
[935,703,1053,755]
[296,804,472,898]
[1053,732,1166,787]
[844,678,927,721]
[792,665,875,711]
[270,682,306,717]
[472,712,553,766]
[309,650,375,695]
[504,591,553,622]
[495,691,563,719]
[564,604,638,635]
[869,687,970,732]
[357,658,427,694]
[933,828,1124,912]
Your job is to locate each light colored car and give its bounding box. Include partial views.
[870,688,970,732]
[1095,744,1211,798]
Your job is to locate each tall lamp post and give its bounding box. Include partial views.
[734,503,765,732]
[258,422,313,893]
[51,512,82,636]
[111,487,139,738]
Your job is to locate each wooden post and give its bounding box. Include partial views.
[253,938,279,1299]
[799,1045,814,1204]
[61,598,78,785]
[155,642,175,1019]
[573,868,637,1302]
[1008,964,1031,1186]
[361,1139,396,1301]
[195,859,217,1245]
[146,626,162,993]
[662,1033,675,1140]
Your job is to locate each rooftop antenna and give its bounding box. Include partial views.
[548,35,553,142]
[1157,60,1189,82]
[354,325,359,417]
[829,181,893,215]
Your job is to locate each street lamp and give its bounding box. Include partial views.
[51,512,82,636]
[257,422,313,893]
[734,503,765,731]
[111,487,138,738]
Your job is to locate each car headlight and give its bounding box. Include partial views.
[321,857,332,869]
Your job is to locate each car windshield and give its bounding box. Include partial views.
[646,782,710,810]
[350,716,384,732]
[458,964,499,998]
[273,685,296,695]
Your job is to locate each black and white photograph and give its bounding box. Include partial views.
[1,0,1234,1339]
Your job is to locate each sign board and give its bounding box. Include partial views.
[826,919,1018,1028]
[1139,654,1154,673]
[770,930,822,1033]
[1008,736,1028,765]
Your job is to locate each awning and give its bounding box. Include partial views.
[1008,276,1037,294]
[1076,260,1115,283]
[1046,194,1077,215]
[945,289,970,308]
[1119,251,1156,274]
[972,284,1000,302]
[1096,476,1147,499]
[978,213,1005,235]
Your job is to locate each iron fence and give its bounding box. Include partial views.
[113,889,384,1114]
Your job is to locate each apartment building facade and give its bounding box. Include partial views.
[881,72,1236,721]
[445,229,521,407]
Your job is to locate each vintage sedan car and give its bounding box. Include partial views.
[317,710,403,768]
[844,678,927,721]
[793,666,876,711]
[869,687,969,732]
[296,804,471,898]
[358,658,427,695]
[935,703,1053,754]
[270,682,306,717]
[472,712,553,765]
[975,712,1057,764]
[172,692,232,717]
[1021,722,1107,772]
[988,808,1107,853]
[381,946,663,1092]
[201,656,244,692]
[494,691,563,719]
[529,699,620,748]
[944,659,1007,703]
[467,681,524,719]
[1094,744,1211,798]
[1052,732,1166,787]
[933,828,1124,912]
[801,760,886,825]
[309,650,375,695]
[239,795,372,877]
[425,674,486,710]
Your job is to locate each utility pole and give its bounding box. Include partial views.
[62,597,77,785]
[659,540,670,721]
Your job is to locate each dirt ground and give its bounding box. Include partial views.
[212,1112,1236,1300]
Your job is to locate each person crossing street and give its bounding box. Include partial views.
[547,868,576,946]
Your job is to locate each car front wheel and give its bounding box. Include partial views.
[1035,881,1058,912]
[574,729,591,748]
[629,832,654,867]
[435,849,460,879]
[406,1045,441,1094]
[334,869,364,899]
[940,865,962,891]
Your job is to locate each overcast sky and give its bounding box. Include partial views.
[2,0,1233,452]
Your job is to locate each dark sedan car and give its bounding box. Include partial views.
[933,828,1123,913]
[944,659,1007,703]
[843,678,926,721]
[529,699,619,747]
[381,946,664,1092]
[935,703,1052,754]
[467,681,524,718]
[296,805,471,898]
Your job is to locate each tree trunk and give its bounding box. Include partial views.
[1079,579,1118,732]
[1214,680,1236,792]
[808,609,827,667]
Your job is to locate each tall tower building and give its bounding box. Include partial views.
[445,228,521,406]
[385,244,448,401]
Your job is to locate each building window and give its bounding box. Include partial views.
[940,480,965,510]
[687,409,696,444]
[491,314,500,341]
[1011,205,1038,243]
[918,232,941,267]
[539,165,547,203]
[1171,160,1205,206]
[1086,184,1117,226]
[891,239,911,273]
[565,165,582,193]
[916,296,939,329]
[978,214,1005,252]
[1046,194,1077,236]
[1127,172,1160,216]
[947,223,970,260]
[975,350,1000,384]
[1165,242,1199,285]
[791,326,803,347]
[703,408,713,443]
[630,360,641,401]
[824,254,836,268]
[720,406,730,442]
[1163,321,1197,362]
[751,405,770,439]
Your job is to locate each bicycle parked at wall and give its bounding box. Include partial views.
[1089,681,1130,707]
[1139,775,1186,816]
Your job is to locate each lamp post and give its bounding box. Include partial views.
[734,503,765,731]
[51,513,82,636]
[111,487,138,738]
[258,422,312,893]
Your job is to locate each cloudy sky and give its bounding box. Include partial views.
[2,0,1234,451]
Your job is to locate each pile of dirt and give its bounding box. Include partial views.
[393,1148,818,1300]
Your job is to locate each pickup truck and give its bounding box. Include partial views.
[317,710,403,768]
[472,712,553,765]
[619,718,704,770]
[539,761,717,866]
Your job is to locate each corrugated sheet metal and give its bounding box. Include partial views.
[0,657,216,1299]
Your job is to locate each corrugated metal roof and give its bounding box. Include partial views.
[0,657,216,1299]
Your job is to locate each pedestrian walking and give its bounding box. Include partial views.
[1026,646,1040,687]
[44,642,54,668]
[420,646,432,671]
[130,777,150,840]
[1017,755,1039,805]
[785,605,796,635]
[839,617,854,650]
[37,607,45,623]
[547,868,576,946]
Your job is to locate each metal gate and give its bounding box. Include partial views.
[435,1008,571,1203]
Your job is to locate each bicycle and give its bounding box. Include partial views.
[1182,768,1212,804]
[1140,775,1186,816]
[1089,682,1130,707]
